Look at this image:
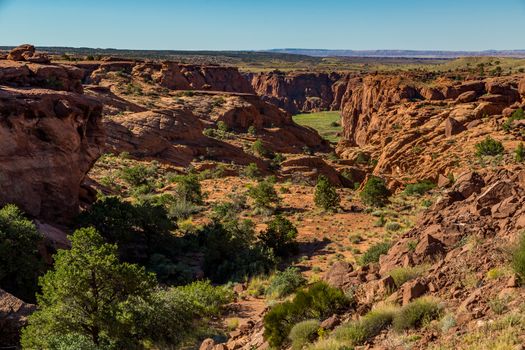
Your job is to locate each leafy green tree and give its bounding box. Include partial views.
[173,174,204,205]
[360,176,390,207]
[0,204,44,301]
[21,228,157,349]
[314,175,340,211]
[259,215,298,257]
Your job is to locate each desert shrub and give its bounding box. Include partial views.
[167,197,201,220]
[247,125,257,135]
[270,153,286,170]
[314,175,341,211]
[385,221,402,232]
[289,319,321,350]
[403,180,435,196]
[360,176,390,207]
[199,220,276,283]
[502,108,525,132]
[259,215,298,257]
[515,143,525,162]
[243,162,261,179]
[217,121,229,132]
[512,232,525,283]
[333,305,398,345]
[248,179,280,213]
[266,267,306,299]
[263,282,349,347]
[359,241,391,265]
[389,265,427,289]
[120,163,157,187]
[0,204,44,302]
[252,139,272,158]
[475,136,505,157]
[355,152,371,165]
[392,297,443,332]
[172,173,203,205]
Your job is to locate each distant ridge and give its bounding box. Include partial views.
[266,48,525,58]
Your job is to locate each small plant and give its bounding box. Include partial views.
[226,318,240,331]
[512,232,525,283]
[488,296,509,315]
[243,162,261,179]
[360,176,390,207]
[515,143,525,162]
[248,179,280,213]
[403,180,435,196]
[217,121,229,132]
[333,305,398,345]
[475,136,504,157]
[289,319,320,350]
[173,173,204,205]
[392,297,443,332]
[440,313,456,332]
[247,125,257,135]
[266,268,306,299]
[263,282,349,348]
[259,216,298,257]
[385,222,402,232]
[359,241,391,265]
[252,139,271,158]
[120,163,157,187]
[314,175,340,211]
[389,266,426,289]
[502,108,525,132]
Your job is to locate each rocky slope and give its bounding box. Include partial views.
[336,73,525,185]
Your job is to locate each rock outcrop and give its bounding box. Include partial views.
[0,289,35,347]
[0,63,104,222]
[249,71,349,114]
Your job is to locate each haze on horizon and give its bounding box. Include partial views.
[0,0,524,51]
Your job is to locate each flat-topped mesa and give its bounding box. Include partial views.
[85,60,255,93]
[0,49,104,223]
[336,73,525,182]
[249,70,349,114]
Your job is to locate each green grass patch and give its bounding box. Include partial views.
[293,111,342,143]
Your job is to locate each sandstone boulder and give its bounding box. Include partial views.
[7,44,35,61]
[453,172,485,199]
[0,289,35,347]
[444,117,466,137]
[323,261,354,290]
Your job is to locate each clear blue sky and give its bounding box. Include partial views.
[0,0,524,50]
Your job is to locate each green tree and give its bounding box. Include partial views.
[173,174,204,205]
[21,228,157,349]
[314,175,340,211]
[248,179,280,213]
[259,215,298,257]
[0,204,44,301]
[360,176,390,207]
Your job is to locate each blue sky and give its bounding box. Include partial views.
[0,0,524,50]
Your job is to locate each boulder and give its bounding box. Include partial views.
[7,44,35,61]
[414,234,446,262]
[323,261,355,290]
[455,91,478,103]
[453,172,485,199]
[475,180,514,210]
[402,280,428,305]
[320,315,340,330]
[444,117,466,137]
[0,289,36,347]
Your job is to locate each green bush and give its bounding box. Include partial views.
[515,143,525,162]
[217,121,229,132]
[314,175,341,211]
[248,125,257,135]
[252,139,272,158]
[289,319,321,350]
[248,179,280,213]
[259,215,298,257]
[385,222,402,232]
[360,176,390,207]
[173,173,204,205]
[120,163,157,187]
[389,266,426,289]
[333,305,397,345]
[199,220,276,283]
[502,108,525,132]
[243,162,261,179]
[392,297,443,332]
[263,282,349,348]
[512,232,525,282]
[475,136,505,157]
[359,241,391,265]
[0,204,44,302]
[266,267,306,299]
[403,180,435,196]
[167,197,201,220]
